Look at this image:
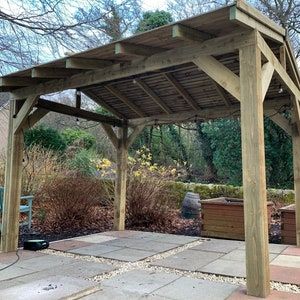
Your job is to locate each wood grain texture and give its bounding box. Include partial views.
[240,41,270,297]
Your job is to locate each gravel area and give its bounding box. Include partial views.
[41,237,300,294]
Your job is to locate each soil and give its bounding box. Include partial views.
[17,207,282,247]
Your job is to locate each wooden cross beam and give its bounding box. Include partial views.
[172,24,212,42]
[66,58,113,69]
[115,42,164,57]
[32,67,80,79]
[36,98,123,126]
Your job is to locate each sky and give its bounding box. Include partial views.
[142,0,167,11]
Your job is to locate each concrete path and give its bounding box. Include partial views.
[0,231,299,299]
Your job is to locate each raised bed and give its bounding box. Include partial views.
[279,204,296,245]
[201,197,273,241]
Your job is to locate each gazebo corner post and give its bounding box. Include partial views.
[239,34,270,297]
[0,100,24,253]
[291,98,300,247]
[114,123,128,231]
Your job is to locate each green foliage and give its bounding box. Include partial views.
[136,10,173,32]
[62,128,96,150]
[24,125,67,152]
[67,149,97,176]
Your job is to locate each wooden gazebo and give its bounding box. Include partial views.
[0,1,299,297]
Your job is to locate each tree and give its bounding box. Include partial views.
[136,10,173,32]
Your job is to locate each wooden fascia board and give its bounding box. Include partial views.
[10,31,254,100]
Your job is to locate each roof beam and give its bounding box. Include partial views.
[32,67,80,79]
[134,79,172,114]
[66,58,113,69]
[36,98,123,126]
[164,73,200,110]
[230,6,284,44]
[0,77,41,87]
[172,24,212,42]
[193,55,241,101]
[105,85,146,117]
[115,42,164,57]
[129,97,290,127]
[10,31,255,100]
[211,81,231,107]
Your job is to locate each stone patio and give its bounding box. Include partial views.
[0,230,299,299]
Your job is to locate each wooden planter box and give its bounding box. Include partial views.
[201,197,273,241]
[279,204,296,245]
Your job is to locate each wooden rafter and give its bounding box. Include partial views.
[0,77,41,87]
[10,31,254,100]
[66,58,113,69]
[82,90,125,119]
[164,73,200,110]
[105,85,146,117]
[36,98,123,126]
[172,24,212,42]
[193,55,241,101]
[115,42,164,57]
[211,81,231,107]
[134,79,172,114]
[32,67,80,79]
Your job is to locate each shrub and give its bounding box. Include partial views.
[125,147,176,227]
[34,175,108,233]
[62,128,96,150]
[24,125,67,152]
[67,149,97,176]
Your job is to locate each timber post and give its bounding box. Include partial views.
[239,35,270,297]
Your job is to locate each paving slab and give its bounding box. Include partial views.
[0,275,96,300]
[69,243,124,256]
[153,276,238,300]
[98,230,142,238]
[271,254,300,268]
[282,246,300,256]
[0,250,45,264]
[222,250,277,262]
[49,240,93,251]
[270,265,300,285]
[227,287,300,299]
[73,234,116,244]
[191,239,243,253]
[238,243,288,254]
[152,249,223,271]
[149,233,200,245]
[105,238,179,253]
[15,254,75,272]
[101,269,180,294]
[100,248,156,262]
[199,258,246,277]
[0,265,37,281]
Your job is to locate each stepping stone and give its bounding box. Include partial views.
[102,269,180,294]
[100,248,155,262]
[151,249,223,271]
[153,276,237,300]
[199,258,246,278]
[191,239,243,253]
[69,244,123,256]
[49,240,93,251]
[0,275,96,300]
[271,254,300,268]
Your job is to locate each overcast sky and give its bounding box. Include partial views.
[142,0,167,11]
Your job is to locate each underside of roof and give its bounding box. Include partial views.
[0,0,298,123]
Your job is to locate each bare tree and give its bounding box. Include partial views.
[0,0,142,74]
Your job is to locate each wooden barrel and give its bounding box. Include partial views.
[181,192,201,219]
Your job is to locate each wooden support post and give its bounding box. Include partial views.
[292,96,300,247]
[240,41,270,297]
[114,124,128,231]
[1,100,24,252]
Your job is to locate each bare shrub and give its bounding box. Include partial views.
[35,175,108,233]
[125,147,177,227]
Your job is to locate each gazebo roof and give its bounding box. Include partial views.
[0,0,299,124]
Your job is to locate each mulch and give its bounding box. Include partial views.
[17,207,282,247]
